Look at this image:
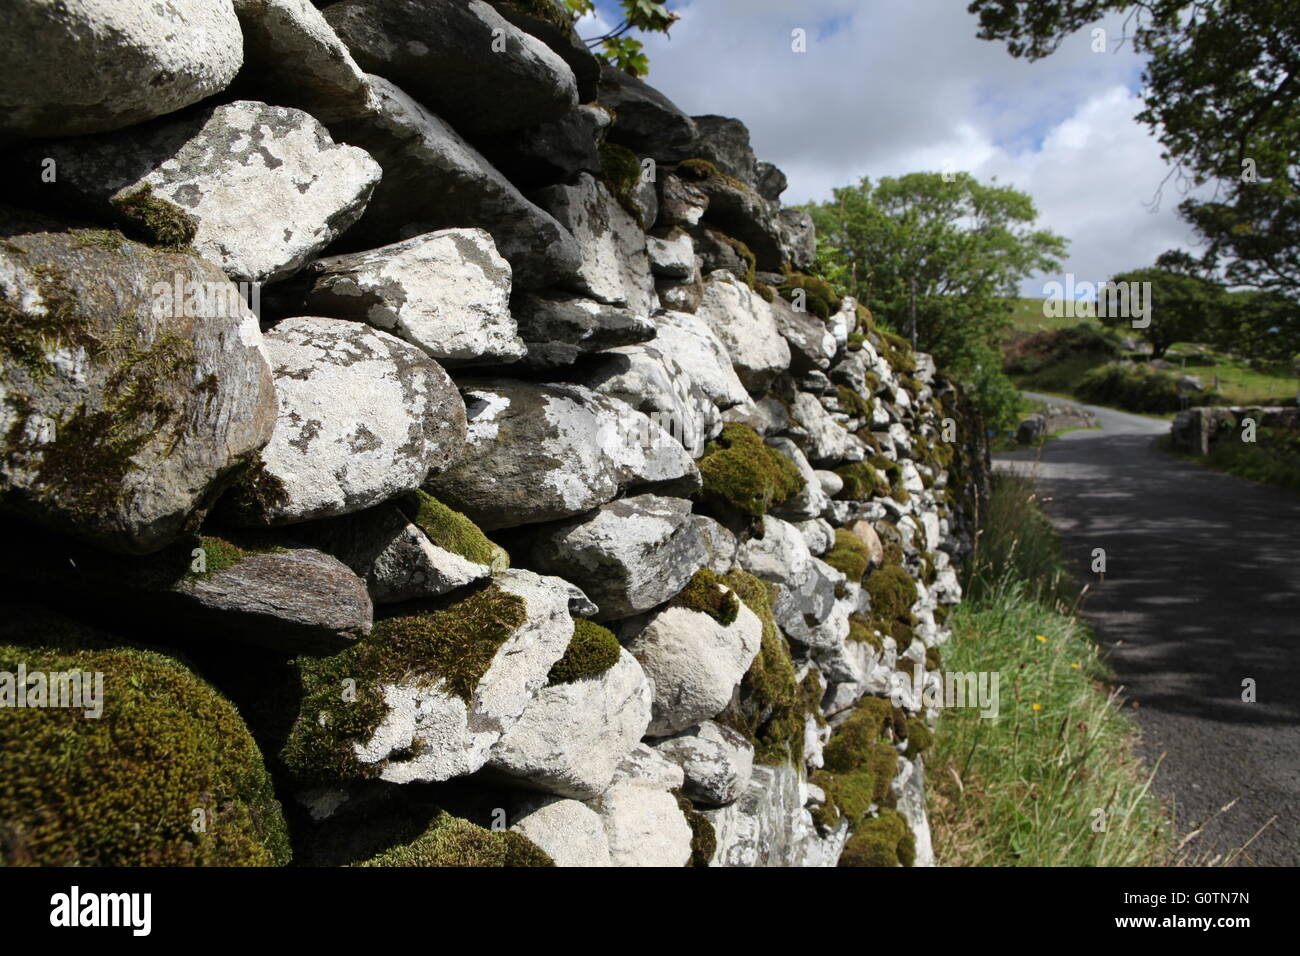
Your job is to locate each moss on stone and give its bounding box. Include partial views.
[111,184,197,251]
[839,808,915,867]
[875,330,918,375]
[715,570,807,766]
[400,490,508,570]
[697,423,805,519]
[599,141,647,228]
[673,790,717,866]
[499,0,574,30]
[706,229,758,289]
[817,697,906,831]
[824,528,871,583]
[675,157,749,191]
[0,616,289,866]
[754,281,777,303]
[848,613,884,652]
[548,618,620,684]
[671,568,739,626]
[354,809,554,866]
[777,270,838,321]
[836,384,872,422]
[219,456,293,523]
[904,715,934,759]
[866,565,918,626]
[834,460,889,501]
[280,584,528,784]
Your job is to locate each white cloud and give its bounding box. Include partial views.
[606,0,1207,295]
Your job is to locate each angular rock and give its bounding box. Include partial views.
[789,391,866,465]
[656,171,710,229]
[509,796,611,867]
[623,585,763,735]
[691,115,759,189]
[591,784,692,867]
[171,546,372,650]
[772,293,836,372]
[685,171,785,272]
[232,0,371,122]
[429,381,698,531]
[530,494,707,621]
[488,649,653,798]
[532,174,654,319]
[647,229,696,279]
[610,743,687,790]
[228,317,466,525]
[767,437,830,522]
[696,272,790,394]
[514,293,655,369]
[575,343,720,457]
[0,0,243,144]
[29,101,381,285]
[692,515,738,576]
[651,311,751,410]
[656,272,705,314]
[330,75,580,290]
[0,211,275,554]
[778,207,817,271]
[476,104,609,189]
[292,501,498,604]
[652,720,755,807]
[324,0,578,135]
[737,516,813,588]
[793,518,835,557]
[596,61,698,162]
[755,161,788,203]
[348,568,574,783]
[484,0,601,102]
[703,764,846,867]
[302,228,525,365]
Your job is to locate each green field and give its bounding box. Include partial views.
[1004,297,1100,335]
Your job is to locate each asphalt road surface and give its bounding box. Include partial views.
[997,393,1299,866]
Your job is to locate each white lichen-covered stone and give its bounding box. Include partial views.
[790,391,866,465]
[31,101,381,284]
[530,494,708,621]
[303,229,524,364]
[652,720,755,807]
[591,784,692,867]
[355,569,573,783]
[233,317,466,525]
[1,0,244,143]
[510,797,612,867]
[696,271,791,393]
[652,310,751,410]
[624,588,763,735]
[428,380,699,531]
[533,173,654,320]
[646,229,695,279]
[489,650,653,799]
[704,765,846,866]
[610,743,687,791]
[768,437,830,521]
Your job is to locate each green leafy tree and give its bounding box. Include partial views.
[563,0,679,76]
[807,172,1067,430]
[1099,261,1225,358]
[1213,290,1300,366]
[967,1,1300,299]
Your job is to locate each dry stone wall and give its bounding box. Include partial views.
[0,0,987,868]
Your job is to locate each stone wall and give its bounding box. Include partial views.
[1170,406,1298,455]
[0,0,986,867]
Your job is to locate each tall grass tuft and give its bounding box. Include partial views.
[929,472,1177,866]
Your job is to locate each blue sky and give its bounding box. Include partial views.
[579,0,1208,299]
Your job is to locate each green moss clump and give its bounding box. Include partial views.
[674,791,717,866]
[856,303,875,333]
[869,454,911,504]
[280,584,528,784]
[0,616,289,866]
[847,332,866,351]
[875,331,918,375]
[400,490,508,570]
[777,271,838,321]
[816,697,906,831]
[355,810,553,866]
[823,697,905,774]
[754,281,777,303]
[671,568,739,626]
[904,715,934,760]
[696,423,805,519]
[499,0,575,30]
[548,618,621,684]
[111,184,197,251]
[714,570,808,766]
[839,808,915,867]
[848,613,884,652]
[866,565,918,625]
[675,158,749,191]
[836,385,872,422]
[834,460,889,501]
[705,229,758,289]
[599,141,647,227]
[824,528,871,583]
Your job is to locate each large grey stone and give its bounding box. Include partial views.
[695,272,791,394]
[596,61,697,162]
[590,783,692,867]
[691,115,758,188]
[530,494,707,621]
[513,293,655,369]
[652,720,755,807]
[330,75,580,290]
[0,211,275,554]
[227,317,466,525]
[509,796,611,867]
[428,381,698,531]
[324,0,577,135]
[302,228,524,365]
[652,310,751,410]
[29,101,381,284]
[489,649,652,799]
[0,0,244,144]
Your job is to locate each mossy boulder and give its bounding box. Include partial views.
[355,809,554,867]
[866,565,919,625]
[0,207,276,555]
[697,423,805,519]
[670,568,740,626]
[548,618,621,684]
[839,808,915,867]
[403,491,509,570]
[0,610,289,866]
[824,528,872,583]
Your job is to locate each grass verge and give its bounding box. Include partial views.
[927,472,1177,866]
[1157,431,1300,495]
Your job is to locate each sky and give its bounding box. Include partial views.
[579,0,1212,298]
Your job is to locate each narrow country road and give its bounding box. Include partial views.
[997,393,1300,866]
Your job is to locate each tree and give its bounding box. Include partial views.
[806,172,1067,429]
[1098,263,1224,358]
[563,0,679,76]
[1212,290,1300,366]
[967,1,1300,297]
